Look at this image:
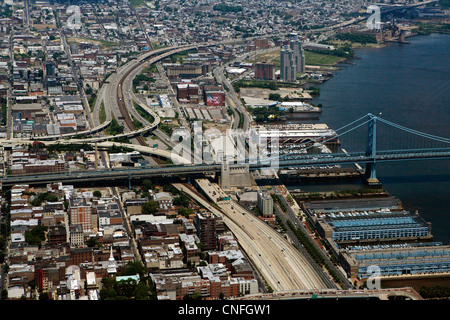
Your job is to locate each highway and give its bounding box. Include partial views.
[254,169,352,289]
[213,58,252,131]
[175,180,329,292]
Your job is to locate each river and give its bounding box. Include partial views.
[291,33,450,244]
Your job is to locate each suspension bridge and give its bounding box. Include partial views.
[259,113,450,186]
[1,113,449,187]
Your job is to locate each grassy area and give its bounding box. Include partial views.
[329,39,383,49]
[251,48,346,67]
[1,97,7,125]
[67,37,119,50]
[305,51,346,65]
[412,22,450,35]
[99,102,106,124]
[88,93,97,112]
[129,0,148,7]
[134,101,154,123]
[131,115,144,130]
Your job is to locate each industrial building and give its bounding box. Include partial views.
[341,242,450,279]
[166,63,203,79]
[176,82,199,104]
[254,38,270,49]
[203,85,225,106]
[316,211,432,245]
[251,123,339,145]
[301,197,450,281]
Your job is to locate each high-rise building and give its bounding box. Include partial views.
[254,38,270,49]
[279,45,296,82]
[45,61,55,77]
[290,37,306,74]
[69,197,92,233]
[255,62,275,80]
[257,192,274,217]
[194,211,218,250]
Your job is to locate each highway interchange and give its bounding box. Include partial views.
[7,4,442,291]
[1,39,341,291]
[1,0,444,301]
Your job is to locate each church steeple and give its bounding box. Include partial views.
[107,246,117,276]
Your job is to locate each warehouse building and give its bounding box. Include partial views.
[341,242,450,279]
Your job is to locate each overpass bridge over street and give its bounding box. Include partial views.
[2,113,449,187]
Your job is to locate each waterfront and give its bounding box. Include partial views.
[293,33,450,243]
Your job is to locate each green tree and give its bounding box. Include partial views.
[268,93,282,101]
[25,225,48,246]
[135,282,150,300]
[86,237,99,248]
[100,287,118,300]
[142,200,158,214]
[116,279,137,299]
[121,261,147,278]
[93,190,102,198]
[173,193,190,207]
[142,179,153,191]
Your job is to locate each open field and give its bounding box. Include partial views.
[66,37,119,50]
[248,48,346,67]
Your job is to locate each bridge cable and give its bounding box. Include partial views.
[246,114,372,162]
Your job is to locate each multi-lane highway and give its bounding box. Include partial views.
[176,180,330,292]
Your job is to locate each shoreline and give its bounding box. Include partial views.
[305,32,450,245]
[317,31,449,73]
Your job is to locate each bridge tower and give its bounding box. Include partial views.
[365,114,381,187]
[220,159,252,190]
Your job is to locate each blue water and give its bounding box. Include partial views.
[307,33,450,244]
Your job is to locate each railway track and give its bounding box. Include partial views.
[116,69,148,147]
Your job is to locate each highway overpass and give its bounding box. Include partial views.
[2,147,450,186]
[232,287,423,300]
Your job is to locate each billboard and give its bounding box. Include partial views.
[206,92,225,106]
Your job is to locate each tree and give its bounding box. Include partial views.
[183,292,202,300]
[116,279,137,299]
[142,201,158,214]
[121,261,147,278]
[135,282,150,300]
[93,190,102,198]
[173,193,190,207]
[142,179,153,191]
[100,287,117,300]
[86,237,99,248]
[268,93,282,101]
[25,225,48,246]
[178,207,193,217]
